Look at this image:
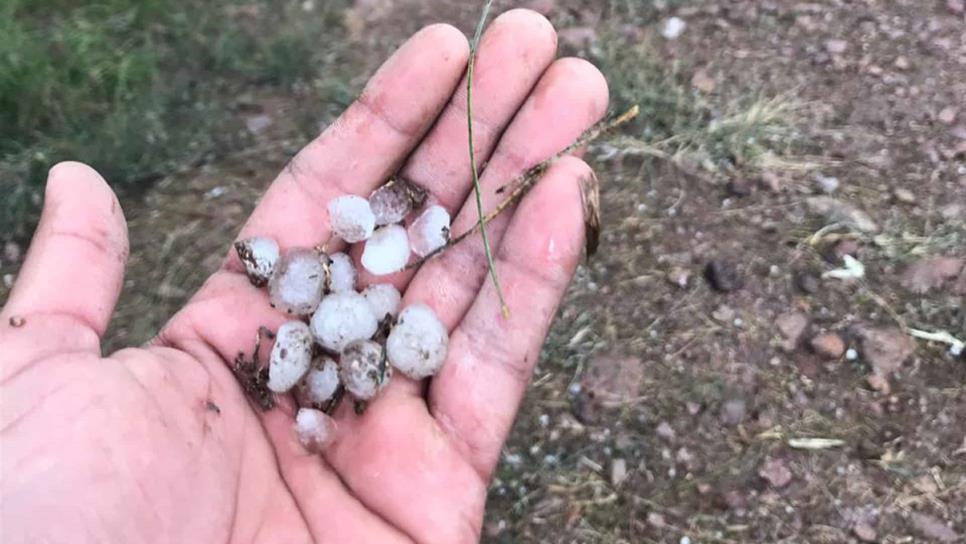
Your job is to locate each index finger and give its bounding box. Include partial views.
[234,24,470,250]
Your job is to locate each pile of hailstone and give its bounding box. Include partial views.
[234,179,451,450]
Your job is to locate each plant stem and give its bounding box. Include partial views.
[409,105,640,269]
[467,0,509,318]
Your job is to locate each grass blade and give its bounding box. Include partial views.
[467,0,509,318]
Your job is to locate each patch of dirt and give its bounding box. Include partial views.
[3,1,961,542]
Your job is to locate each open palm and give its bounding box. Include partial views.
[0,10,608,543]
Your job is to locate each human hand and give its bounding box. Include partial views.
[0,9,608,543]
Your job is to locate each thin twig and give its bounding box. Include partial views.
[408,105,639,269]
[467,0,509,318]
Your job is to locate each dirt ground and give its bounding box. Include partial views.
[2,1,963,542]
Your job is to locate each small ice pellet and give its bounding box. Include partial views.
[268,248,328,315]
[369,182,413,226]
[234,236,279,287]
[408,205,450,258]
[362,283,401,321]
[310,291,379,352]
[328,195,375,243]
[386,303,449,379]
[295,356,341,406]
[361,225,410,276]
[327,252,356,293]
[267,321,314,393]
[294,407,335,452]
[340,339,391,400]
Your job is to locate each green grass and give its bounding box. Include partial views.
[582,1,808,176]
[597,38,805,175]
[0,0,351,238]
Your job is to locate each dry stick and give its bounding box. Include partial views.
[466,0,509,318]
[408,105,640,269]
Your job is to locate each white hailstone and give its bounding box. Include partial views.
[369,182,413,226]
[295,356,340,406]
[327,252,356,293]
[340,339,391,400]
[328,195,375,243]
[386,303,449,379]
[267,321,314,393]
[294,408,335,451]
[310,291,378,352]
[408,205,450,258]
[234,236,279,287]
[268,248,327,316]
[361,225,410,276]
[362,283,401,321]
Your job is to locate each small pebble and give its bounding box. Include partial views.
[328,195,375,243]
[295,357,341,406]
[386,303,449,379]
[361,225,410,276]
[268,321,314,393]
[234,236,279,287]
[362,283,401,320]
[268,248,327,316]
[294,407,335,451]
[611,458,628,486]
[846,348,859,361]
[327,252,356,293]
[310,292,379,352]
[810,333,846,359]
[893,187,916,204]
[705,260,745,292]
[813,174,840,194]
[661,17,686,39]
[408,205,450,257]
[825,39,848,54]
[340,340,391,400]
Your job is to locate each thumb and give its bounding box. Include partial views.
[1,162,128,362]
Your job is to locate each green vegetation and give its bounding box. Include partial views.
[597,39,804,175]
[585,1,807,176]
[1,0,351,238]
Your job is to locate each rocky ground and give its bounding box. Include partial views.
[1,1,963,542]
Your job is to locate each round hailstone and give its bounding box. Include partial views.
[328,252,356,293]
[340,339,391,400]
[310,292,378,352]
[361,225,410,276]
[369,181,413,226]
[328,195,375,243]
[295,356,340,406]
[267,321,314,393]
[234,236,279,287]
[294,408,336,451]
[362,283,401,321]
[408,205,450,258]
[268,248,328,316]
[386,303,449,379]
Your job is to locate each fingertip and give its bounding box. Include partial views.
[46,161,102,198]
[45,161,126,229]
[413,22,470,65]
[551,57,610,114]
[491,8,558,51]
